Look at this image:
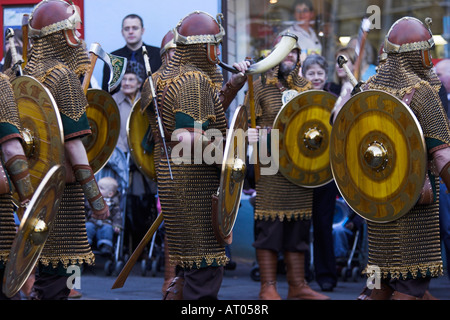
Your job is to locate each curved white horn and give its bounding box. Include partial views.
[219,33,298,75]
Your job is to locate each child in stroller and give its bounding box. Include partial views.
[85,176,123,256]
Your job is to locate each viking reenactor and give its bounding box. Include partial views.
[0,73,34,299]
[10,0,109,299]
[159,30,177,69]
[154,11,249,300]
[245,38,330,300]
[345,17,449,299]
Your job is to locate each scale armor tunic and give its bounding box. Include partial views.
[245,63,314,222]
[156,44,228,269]
[364,50,449,279]
[17,32,94,269]
[0,73,24,267]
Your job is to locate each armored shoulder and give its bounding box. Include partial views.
[411,81,450,145]
[140,71,161,113]
[141,78,152,112]
[0,73,17,110]
[167,68,218,124]
[0,73,22,137]
[43,62,89,121]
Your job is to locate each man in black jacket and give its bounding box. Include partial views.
[102,14,161,94]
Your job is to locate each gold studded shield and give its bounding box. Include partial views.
[330,90,427,223]
[212,105,248,245]
[273,90,336,187]
[10,76,64,205]
[3,165,65,298]
[82,89,120,174]
[127,98,156,180]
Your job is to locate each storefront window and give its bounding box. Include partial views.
[2,5,34,65]
[231,0,450,81]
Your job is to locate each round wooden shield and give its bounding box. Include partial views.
[3,165,65,298]
[10,76,64,205]
[330,90,427,223]
[273,90,336,187]
[213,105,248,245]
[82,89,120,175]
[126,98,156,180]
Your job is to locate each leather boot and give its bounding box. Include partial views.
[423,290,438,300]
[162,234,176,296]
[368,282,394,300]
[163,276,184,300]
[256,249,281,300]
[284,251,330,300]
[391,290,422,300]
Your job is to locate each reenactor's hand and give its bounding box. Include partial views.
[223,231,233,245]
[248,126,260,144]
[230,60,250,87]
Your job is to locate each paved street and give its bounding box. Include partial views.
[72,195,450,302]
[74,255,450,301]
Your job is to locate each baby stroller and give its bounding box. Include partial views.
[122,154,162,277]
[94,147,130,276]
[333,197,368,282]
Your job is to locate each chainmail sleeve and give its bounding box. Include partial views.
[409,83,450,145]
[170,69,217,124]
[140,78,153,112]
[0,73,22,142]
[44,64,89,122]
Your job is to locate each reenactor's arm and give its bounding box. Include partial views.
[432,145,450,190]
[2,138,33,206]
[219,60,250,111]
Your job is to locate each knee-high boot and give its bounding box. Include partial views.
[284,251,330,300]
[256,249,281,300]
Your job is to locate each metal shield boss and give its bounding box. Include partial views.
[330,90,426,223]
[126,98,156,180]
[10,75,64,206]
[3,165,66,298]
[82,89,120,174]
[213,105,248,245]
[273,90,336,187]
